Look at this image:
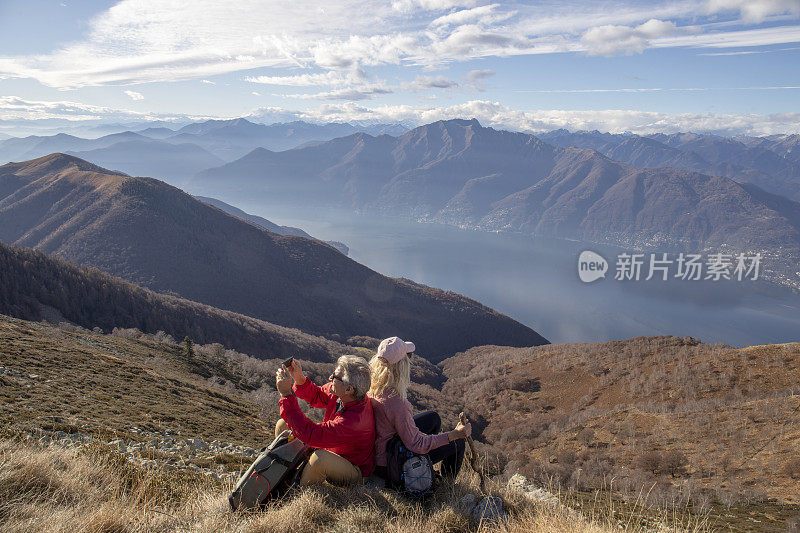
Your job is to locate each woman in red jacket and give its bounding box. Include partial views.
[367,336,471,481]
[275,355,375,485]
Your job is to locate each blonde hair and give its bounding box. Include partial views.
[368,353,411,399]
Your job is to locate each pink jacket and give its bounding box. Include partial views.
[369,390,450,467]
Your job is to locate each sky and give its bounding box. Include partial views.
[0,0,799,135]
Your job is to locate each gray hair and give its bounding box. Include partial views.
[336,355,371,401]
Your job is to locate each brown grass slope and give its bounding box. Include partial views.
[1,440,673,533]
[0,241,352,363]
[439,336,800,509]
[0,313,438,450]
[0,153,548,362]
[0,314,704,533]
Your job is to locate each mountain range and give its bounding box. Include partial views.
[191,119,800,288]
[539,129,800,201]
[0,153,547,360]
[0,119,409,187]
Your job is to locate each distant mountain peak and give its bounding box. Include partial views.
[11,153,128,177]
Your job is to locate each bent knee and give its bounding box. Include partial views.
[275,418,289,437]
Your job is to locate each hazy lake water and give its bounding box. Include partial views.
[235,200,800,348]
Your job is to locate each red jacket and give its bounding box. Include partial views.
[279,378,375,477]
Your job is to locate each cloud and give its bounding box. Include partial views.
[246,99,800,136]
[707,0,800,23]
[464,69,495,81]
[515,86,800,93]
[430,23,526,58]
[653,24,800,49]
[281,82,394,101]
[391,0,477,13]
[245,69,365,87]
[698,46,800,54]
[3,93,799,137]
[251,91,260,96]
[430,5,511,27]
[124,90,144,100]
[581,19,678,56]
[0,95,162,121]
[404,75,459,91]
[201,79,215,84]
[462,68,494,90]
[0,0,798,90]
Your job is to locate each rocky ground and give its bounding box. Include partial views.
[16,421,259,482]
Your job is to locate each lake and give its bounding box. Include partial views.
[230,199,800,348]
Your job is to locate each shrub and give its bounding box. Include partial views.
[577,428,594,447]
[784,455,800,479]
[637,451,661,475]
[661,451,688,478]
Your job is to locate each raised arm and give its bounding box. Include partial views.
[279,395,357,448]
[292,377,334,409]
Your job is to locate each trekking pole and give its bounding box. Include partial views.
[459,411,486,493]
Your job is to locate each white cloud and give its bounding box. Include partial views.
[281,82,394,101]
[430,5,511,27]
[652,24,800,48]
[246,100,800,136]
[515,86,800,93]
[404,75,459,90]
[0,95,160,121]
[124,90,144,100]
[698,45,800,54]
[462,68,494,90]
[0,0,798,91]
[581,19,678,56]
[3,93,799,136]
[707,0,800,23]
[245,69,365,87]
[251,91,261,96]
[391,0,477,13]
[201,79,215,84]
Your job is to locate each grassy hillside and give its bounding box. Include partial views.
[439,336,800,529]
[0,241,351,363]
[5,310,799,529]
[0,314,704,533]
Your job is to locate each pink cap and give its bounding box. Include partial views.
[376,336,415,365]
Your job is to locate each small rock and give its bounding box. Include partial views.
[459,493,477,511]
[472,496,506,523]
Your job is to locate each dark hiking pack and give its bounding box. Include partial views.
[229,430,312,511]
[385,434,437,499]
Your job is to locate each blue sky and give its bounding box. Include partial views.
[1,0,799,135]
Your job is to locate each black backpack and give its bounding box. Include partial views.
[229,430,312,511]
[385,435,437,499]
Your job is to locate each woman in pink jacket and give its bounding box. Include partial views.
[368,336,471,481]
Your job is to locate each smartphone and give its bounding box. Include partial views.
[282,357,294,368]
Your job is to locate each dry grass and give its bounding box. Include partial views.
[0,438,707,533]
[440,337,800,509]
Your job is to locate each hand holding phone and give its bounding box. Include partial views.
[282,357,305,386]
